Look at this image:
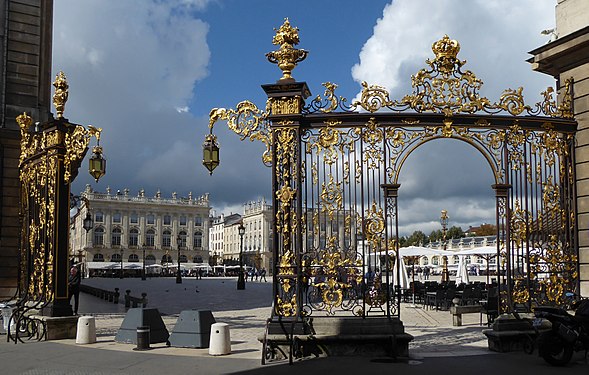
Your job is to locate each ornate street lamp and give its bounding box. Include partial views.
[237,223,246,290]
[119,248,124,279]
[141,243,146,281]
[440,209,449,283]
[202,131,219,175]
[176,234,182,284]
[88,144,106,182]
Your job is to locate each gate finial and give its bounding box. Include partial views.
[266,18,308,82]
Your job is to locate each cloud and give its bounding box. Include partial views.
[349,0,555,235]
[53,0,212,195]
[52,0,559,237]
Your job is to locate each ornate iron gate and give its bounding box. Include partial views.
[207,20,578,359]
[8,72,103,342]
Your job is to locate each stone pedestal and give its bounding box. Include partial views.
[262,317,413,362]
[483,314,549,353]
[32,315,79,340]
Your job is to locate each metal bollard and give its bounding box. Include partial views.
[134,326,151,351]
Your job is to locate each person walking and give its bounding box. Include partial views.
[260,268,267,282]
[68,266,81,315]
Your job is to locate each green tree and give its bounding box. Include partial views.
[406,230,427,246]
[447,226,465,239]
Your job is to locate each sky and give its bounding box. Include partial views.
[52,0,558,236]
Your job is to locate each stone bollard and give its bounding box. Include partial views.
[75,316,96,344]
[209,322,231,355]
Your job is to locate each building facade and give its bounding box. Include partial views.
[70,185,211,276]
[0,0,53,298]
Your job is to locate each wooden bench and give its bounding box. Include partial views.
[449,305,482,326]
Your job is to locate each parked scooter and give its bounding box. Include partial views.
[534,296,589,366]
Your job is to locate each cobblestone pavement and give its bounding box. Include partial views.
[73,277,489,359]
[1,277,588,374]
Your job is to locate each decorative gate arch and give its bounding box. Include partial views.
[206,20,578,360]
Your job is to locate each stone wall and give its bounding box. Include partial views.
[0,0,53,299]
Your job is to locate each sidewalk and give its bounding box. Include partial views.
[1,279,588,374]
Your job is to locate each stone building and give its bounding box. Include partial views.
[208,199,274,273]
[0,0,53,299]
[69,185,211,276]
[528,0,589,295]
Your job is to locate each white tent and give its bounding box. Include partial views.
[398,246,453,257]
[455,255,470,284]
[392,257,410,289]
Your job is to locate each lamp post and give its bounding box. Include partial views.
[119,248,124,279]
[440,209,449,283]
[141,243,146,281]
[237,223,245,290]
[176,234,182,284]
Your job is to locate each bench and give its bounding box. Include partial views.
[79,285,120,303]
[449,305,482,326]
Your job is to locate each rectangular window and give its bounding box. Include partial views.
[195,216,203,226]
[147,214,155,225]
[130,213,138,224]
[113,212,121,223]
[180,216,187,226]
[95,212,104,223]
[164,215,172,225]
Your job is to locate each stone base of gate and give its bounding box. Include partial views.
[483,314,550,353]
[31,315,79,340]
[261,317,413,362]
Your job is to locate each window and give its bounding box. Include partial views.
[130,213,138,224]
[145,254,156,265]
[193,256,203,263]
[179,231,187,248]
[129,254,139,262]
[111,228,122,246]
[432,256,439,265]
[179,215,187,226]
[163,215,172,226]
[161,254,172,264]
[111,253,121,261]
[163,230,171,248]
[146,229,155,247]
[194,231,203,248]
[147,214,155,225]
[95,211,104,223]
[129,228,139,247]
[93,253,104,262]
[179,255,188,263]
[195,216,202,226]
[453,255,459,263]
[94,227,104,246]
[112,212,121,223]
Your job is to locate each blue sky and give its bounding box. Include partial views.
[53,0,558,235]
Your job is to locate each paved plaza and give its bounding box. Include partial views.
[0,276,588,374]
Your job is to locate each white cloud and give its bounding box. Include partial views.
[53,0,212,195]
[352,0,556,101]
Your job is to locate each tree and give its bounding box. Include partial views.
[429,229,442,242]
[406,230,427,246]
[447,226,465,239]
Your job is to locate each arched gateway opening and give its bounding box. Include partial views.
[205,21,577,362]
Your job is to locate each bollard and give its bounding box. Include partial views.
[208,322,231,355]
[1,305,14,333]
[76,316,97,344]
[134,326,151,351]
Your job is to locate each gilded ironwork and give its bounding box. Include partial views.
[204,26,578,349]
[52,71,69,119]
[265,18,308,81]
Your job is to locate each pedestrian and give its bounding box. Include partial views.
[254,269,259,282]
[68,266,81,315]
[260,268,267,282]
